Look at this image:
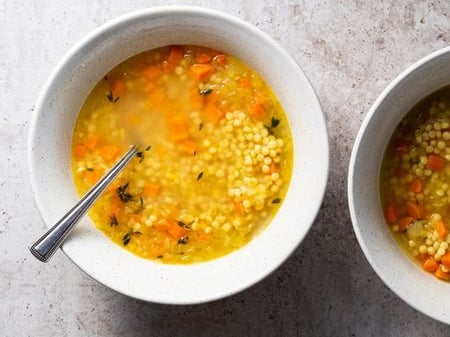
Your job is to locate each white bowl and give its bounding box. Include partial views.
[29,6,328,304]
[349,47,450,323]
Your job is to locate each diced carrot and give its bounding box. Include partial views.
[109,195,124,214]
[107,180,122,193]
[143,184,160,198]
[409,178,423,193]
[148,88,167,108]
[204,104,224,124]
[162,61,175,73]
[423,257,439,273]
[250,103,265,118]
[167,45,184,64]
[177,139,197,155]
[112,79,125,98]
[74,144,87,159]
[384,203,398,224]
[84,135,98,150]
[143,65,162,80]
[206,92,219,104]
[155,220,186,240]
[100,145,119,161]
[213,54,227,65]
[188,64,214,81]
[190,89,204,109]
[435,267,450,281]
[398,216,414,230]
[84,169,100,185]
[441,253,450,268]
[196,53,212,64]
[426,154,445,172]
[434,219,448,239]
[168,119,189,142]
[238,77,252,88]
[406,201,422,218]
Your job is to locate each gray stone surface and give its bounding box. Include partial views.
[1,0,450,336]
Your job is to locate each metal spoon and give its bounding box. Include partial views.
[30,145,138,263]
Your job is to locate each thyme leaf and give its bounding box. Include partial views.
[271,117,281,128]
[107,90,120,103]
[178,221,191,229]
[177,236,189,244]
[122,232,131,246]
[86,167,94,172]
[117,182,133,203]
[271,197,282,204]
[198,123,203,130]
[109,215,119,227]
[197,172,204,181]
[198,88,213,95]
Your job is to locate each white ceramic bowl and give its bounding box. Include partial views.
[29,6,328,304]
[349,47,450,323]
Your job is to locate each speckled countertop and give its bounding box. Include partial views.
[1,1,450,336]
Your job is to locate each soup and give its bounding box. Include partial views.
[381,85,450,281]
[71,45,293,264]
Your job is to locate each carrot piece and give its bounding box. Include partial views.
[168,119,189,142]
[441,253,450,268]
[155,220,186,240]
[406,201,422,218]
[148,88,167,108]
[213,54,227,65]
[167,45,184,64]
[100,145,119,161]
[398,216,414,230]
[238,77,252,88]
[74,144,87,159]
[384,203,398,224]
[206,92,219,104]
[188,64,214,81]
[426,154,445,172]
[162,61,175,73]
[112,79,125,98]
[143,65,162,80]
[204,104,224,124]
[409,178,423,193]
[434,219,448,239]
[109,195,124,214]
[190,89,204,109]
[435,267,450,281]
[250,103,265,118]
[177,139,197,155]
[84,169,100,185]
[84,135,98,150]
[196,53,212,64]
[143,184,160,198]
[423,257,439,273]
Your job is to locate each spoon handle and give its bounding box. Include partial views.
[30,145,138,263]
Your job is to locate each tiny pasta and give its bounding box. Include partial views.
[71,45,293,264]
[381,85,450,281]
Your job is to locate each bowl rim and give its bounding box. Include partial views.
[28,5,329,304]
[348,46,450,323]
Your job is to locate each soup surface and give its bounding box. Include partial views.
[381,85,450,281]
[71,45,293,264]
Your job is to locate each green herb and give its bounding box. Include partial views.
[134,196,144,213]
[198,123,203,130]
[271,197,282,204]
[178,221,190,229]
[117,182,133,203]
[156,255,163,259]
[193,150,197,156]
[198,88,213,96]
[109,215,119,227]
[86,168,94,172]
[136,145,152,163]
[107,90,120,103]
[177,236,189,244]
[145,145,152,151]
[122,232,131,246]
[197,172,204,180]
[271,117,281,128]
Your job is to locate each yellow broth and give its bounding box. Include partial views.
[381,85,450,281]
[71,45,293,264]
